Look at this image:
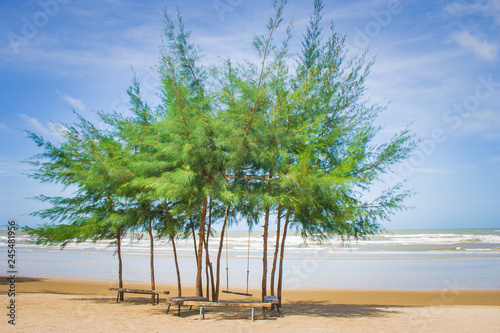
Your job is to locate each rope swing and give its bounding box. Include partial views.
[222,222,252,297]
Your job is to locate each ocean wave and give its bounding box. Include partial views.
[356,233,500,245]
[6,229,500,257]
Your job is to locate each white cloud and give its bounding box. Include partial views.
[17,114,52,136]
[1,26,159,82]
[491,155,500,162]
[473,109,500,123]
[0,161,32,177]
[445,0,500,25]
[451,31,498,61]
[57,91,86,111]
[0,123,8,130]
[461,109,500,138]
[414,168,455,175]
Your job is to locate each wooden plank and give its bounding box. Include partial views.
[222,290,253,296]
[199,305,259,321]
[109,288,169,295]
[109,288,169,306]
[183,301,272,308]
[264,295,279,303]
[166,296,209,315]
[263,295,282,317]
[166,296,208,305]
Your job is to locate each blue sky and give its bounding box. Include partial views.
[1,0,499,230]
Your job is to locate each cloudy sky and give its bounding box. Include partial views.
[1,0,499,230]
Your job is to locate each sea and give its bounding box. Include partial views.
[2,228,499,291]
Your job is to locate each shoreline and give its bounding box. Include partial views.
[2,275,500,306]
[1,275,499,332]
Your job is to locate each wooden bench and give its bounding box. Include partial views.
[264,295,282,317]
[109,288,169,305]
[166,296,208,316]
[183,301,273,321]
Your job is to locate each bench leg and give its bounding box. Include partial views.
[178,304,181,316]
[199,307,204,320]
[252,308,255,322]
[276,305,283,317]
[166,304,171,314]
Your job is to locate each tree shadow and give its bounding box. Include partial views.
[158,301,407,320]
[24,290,106,295]
[0,275,46,285]
[156,306,274,321]
[280,301,404,318]
[60,296,410,321]
[69,296,161,306]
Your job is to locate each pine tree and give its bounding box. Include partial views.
[25,0,417,306]
[154,8,219,297]
[24,112,136,293]
[214,0,415,302]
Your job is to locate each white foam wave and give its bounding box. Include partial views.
[6,229,500,257]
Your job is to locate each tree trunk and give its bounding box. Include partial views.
[117,227,124,301]
[191,218,198,267]
[215,206,229,301]
[148,218,156,303]
[204,196,216,300]
[277,211,290,307]
[262,206,270,302]
[205,249,210,299]
[205,196,212,299]
[261,170,273,302]
[164,200,182,297]
[203,236,216,301]
[195,196,208,296]
[270,203,282,296]
[170,233,182,297]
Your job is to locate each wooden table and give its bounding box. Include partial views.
[109,288,169,305]
[183,301,273,321]
[166,296,209,315]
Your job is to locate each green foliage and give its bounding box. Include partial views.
[25,0,416,253]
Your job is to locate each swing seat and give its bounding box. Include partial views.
[222,290,253,297]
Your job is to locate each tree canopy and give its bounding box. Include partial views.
[24,0,416,302]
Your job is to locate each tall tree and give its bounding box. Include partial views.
[154,8,220,297]
[215,0,415,302]
[24,112,136,292]
[272,0,415,302]
[107,76,165,299]
[25,0,417,306]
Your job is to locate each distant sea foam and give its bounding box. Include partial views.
[2,228,499,290]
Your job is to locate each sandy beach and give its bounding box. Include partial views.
[1,276,499,332]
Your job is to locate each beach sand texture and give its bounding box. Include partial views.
[1,276,500,332]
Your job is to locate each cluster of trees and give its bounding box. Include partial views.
[24,0,415,304]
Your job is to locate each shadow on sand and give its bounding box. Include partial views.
[0,276,47,284]
[67,296,407,321]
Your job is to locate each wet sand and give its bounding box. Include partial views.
[1,276,499,332]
